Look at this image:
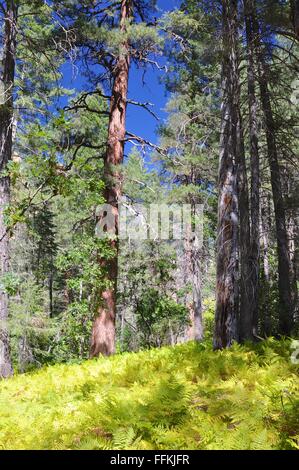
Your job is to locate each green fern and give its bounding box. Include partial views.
[0,339,298,449]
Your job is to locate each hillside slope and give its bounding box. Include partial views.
[0,340,298,450]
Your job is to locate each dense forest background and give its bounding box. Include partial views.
[0,0,298,375]
[0,0,299,452]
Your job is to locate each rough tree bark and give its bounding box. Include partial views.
[258,70,294,335]
[236,104,252,342]
[190,245,203,341]
[260,191,272,336]
[291,0,299,38]
[214,0,240,349]
[284,170,298,323]
[287,211,298,318]
[244,0,260,337]
[185,200,203,342]
[90,0,132,357]
[251,4,294,335]
[0,1,17,378]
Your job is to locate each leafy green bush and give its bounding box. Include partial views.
[135,288,189,348]
[52,301,93,362]
[203,297,215,339]
[8,277,57,372]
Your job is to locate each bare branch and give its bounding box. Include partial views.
[126,99,160,121]
[124,131,167,156]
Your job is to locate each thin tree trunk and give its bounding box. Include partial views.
[283,170,298,322]
[49,270,53,318]
[244,0,260,337]
[260,190,272,336]
[90,0,132,357]
[291,0,299,38]
[287,212,298,315]
[214,0,239,349]
[0,1,17,378]
[236,110,252,342]
[251,4,294,335]
[191,247,203,341]
[185,204,203,342]
[259,71,293,335]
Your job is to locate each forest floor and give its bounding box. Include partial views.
[0,339,298,450]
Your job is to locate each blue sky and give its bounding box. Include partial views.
[60,0,182,158]
[126,0,181,151]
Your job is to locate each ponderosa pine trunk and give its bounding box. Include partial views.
[214,0,240,349]
[90,0,132,357]
[251,5,294,336]
[244,0,260,336]
[0,1,17,378]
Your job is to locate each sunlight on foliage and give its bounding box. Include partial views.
[0,339,298,450]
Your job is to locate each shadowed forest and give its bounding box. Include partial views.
[0,0,298,451]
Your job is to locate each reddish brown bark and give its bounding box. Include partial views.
[90,0,132,357]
